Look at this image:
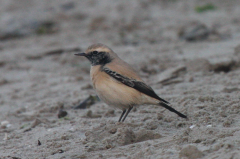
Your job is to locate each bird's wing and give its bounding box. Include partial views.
[102,67,170,104]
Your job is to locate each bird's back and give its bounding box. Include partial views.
[105,56,143,81]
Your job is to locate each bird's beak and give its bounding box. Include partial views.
[74,53,86,56]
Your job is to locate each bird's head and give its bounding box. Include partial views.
[75,43,114,66]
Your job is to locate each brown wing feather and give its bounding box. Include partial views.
[102,67,170,104]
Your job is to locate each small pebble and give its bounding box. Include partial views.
[31,119,42,128]
[189,125,196,129]
[58,109,68,118]
[1,120,9,126]
[179,145,203,159]
[3,133,9,140]
[207,125,212,128]
[38,140,41,146]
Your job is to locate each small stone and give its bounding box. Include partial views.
[0,79,8,86]
[106,145,112,149]
[104,109,115,117]
[73,95,99,109]
[189,76,194,82]
[139,110,148,113]
[38,140,41,146]
[68,127,75,132]
[3,133,9,140]
[211,60,235,73]
[154,65,186,84]
[61,134,71,140]
[116,128,136,146]
[179,145,203,159]
[81,84,93,90]
[189,125,196,129]
[58,149,64,153]
[206,125,212,128]
[157,113,164,120]
[178,22,210,41]
[1,121,10,128]
[58,109,68,118]
[31,119,42,128]
[145,122,158,130]
[109,128,117,134]
[85,110,101,118]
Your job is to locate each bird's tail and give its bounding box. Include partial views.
[159,102,187,118]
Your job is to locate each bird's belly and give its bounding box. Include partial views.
[95,78,142,110]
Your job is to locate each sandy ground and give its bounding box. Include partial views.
[1,0,240,158]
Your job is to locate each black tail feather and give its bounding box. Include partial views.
[159,102,187,118]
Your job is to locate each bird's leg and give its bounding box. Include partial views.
[122,106,133,122]
[118,109,126,122]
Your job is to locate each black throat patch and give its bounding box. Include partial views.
[87,51,112,66]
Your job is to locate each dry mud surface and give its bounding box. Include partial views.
[1,0,240,159]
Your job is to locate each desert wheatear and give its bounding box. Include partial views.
[75,43,187,122]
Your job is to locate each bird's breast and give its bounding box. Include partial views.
[90,65,143,109]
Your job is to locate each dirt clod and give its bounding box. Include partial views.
[179,145,204,159]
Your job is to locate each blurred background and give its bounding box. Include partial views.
[0,0,239,45]
[1,0,240,158]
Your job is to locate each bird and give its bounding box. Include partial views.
[75,43,187,122]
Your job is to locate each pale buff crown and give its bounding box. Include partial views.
[85,43,117,57]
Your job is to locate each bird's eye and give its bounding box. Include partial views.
[92,51,98,55]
